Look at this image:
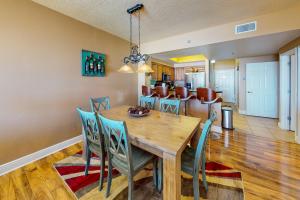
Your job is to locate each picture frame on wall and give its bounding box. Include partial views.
[81,49,106,77]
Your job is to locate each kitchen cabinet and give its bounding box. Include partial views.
[170,68,175,81]
[157,64,163,81]
[151,62,174,81]
[151,63,158,80]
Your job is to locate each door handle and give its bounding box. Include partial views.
[247,91,253,93]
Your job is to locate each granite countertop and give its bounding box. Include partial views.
[169,89,197,92]
[168,88,222,93]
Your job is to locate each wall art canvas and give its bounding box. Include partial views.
[81,49,105,77]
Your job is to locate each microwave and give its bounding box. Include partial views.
[162,73,170,82]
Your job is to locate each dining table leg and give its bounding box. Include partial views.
[163,152,181,200]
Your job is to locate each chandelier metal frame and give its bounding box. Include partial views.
[123,4,150,65]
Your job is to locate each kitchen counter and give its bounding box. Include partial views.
[146,87,222,133]
[168,89,197,92]
[165,89,222,133]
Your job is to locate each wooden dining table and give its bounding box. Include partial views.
[87,105,201,200]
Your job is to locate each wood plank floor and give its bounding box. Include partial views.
[208,130,300,200]
[233,110,295,142]
[0,131,299,200]
[225,103,296,143]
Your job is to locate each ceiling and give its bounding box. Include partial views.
[33,0,299,43]
[151,29,300,63]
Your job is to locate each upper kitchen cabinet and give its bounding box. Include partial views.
[157,64,163,81]
[151,63,158,80]
[151,62,174,81]
[170,68,175,81]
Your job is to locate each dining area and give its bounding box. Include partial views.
[76,94,216,200]
[2,0,300,199]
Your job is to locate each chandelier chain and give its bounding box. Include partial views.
[130,14,132,50]
[138,10,141,53]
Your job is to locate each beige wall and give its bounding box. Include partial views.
[0,0,137,164]
[237,55,278,112]
[214,59,236,70]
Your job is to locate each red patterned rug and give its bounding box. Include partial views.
[54,151,244,200]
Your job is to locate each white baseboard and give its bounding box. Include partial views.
[0,135,82,176]
[239,109,246,115]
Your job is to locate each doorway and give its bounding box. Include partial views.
[215,69,235,103]
[279,48,298,132]
[246,61,278,118]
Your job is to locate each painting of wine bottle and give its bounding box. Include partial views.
[81,49,106,77]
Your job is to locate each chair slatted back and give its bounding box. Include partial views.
[159,99,180,115]
[140,96,156,110]
[90,97,110,112]
[77,108,104,155]
[98,114,133,173]
[193,111,217,174]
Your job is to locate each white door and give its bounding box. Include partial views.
[246,62,278,118]
[215,69,235,103]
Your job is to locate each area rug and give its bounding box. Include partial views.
[54,151,244,200]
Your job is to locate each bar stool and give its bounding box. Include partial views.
[142,85,156,97]
[155,86,173,99]
[174,87,195,115]
[196,88,222,119]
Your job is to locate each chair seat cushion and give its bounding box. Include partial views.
[181,146,196,174]
[112,146,154,175]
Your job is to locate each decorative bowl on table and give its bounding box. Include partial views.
[128,106,150,117]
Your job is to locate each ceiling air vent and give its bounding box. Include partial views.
[235,21,256,34]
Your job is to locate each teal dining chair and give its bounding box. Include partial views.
[90,96,111,112]
[154,98,181,192]
[98,114,156,200]
[181,111,217,200]
[76,108,106,191]
[159,98,181,115]
[155,109,217,197]
[140,96,156,110]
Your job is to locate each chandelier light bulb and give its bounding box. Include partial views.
[137,62,154,73]
[118,64,134,73]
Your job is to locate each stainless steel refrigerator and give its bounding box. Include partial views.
[185,72,206,90]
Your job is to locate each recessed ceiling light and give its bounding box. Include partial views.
[210,60,216,64]
[170,54,207,63]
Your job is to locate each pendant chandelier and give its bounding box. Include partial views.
[118,4,153,73]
